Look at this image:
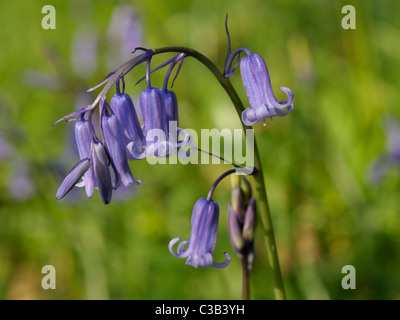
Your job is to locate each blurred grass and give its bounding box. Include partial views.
[0,0,400,299]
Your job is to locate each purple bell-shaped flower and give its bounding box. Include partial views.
[169,197,231,268]
[101,108,142,187]
[110,88,145,159]
[240,52,294,126]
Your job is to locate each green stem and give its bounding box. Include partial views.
[241,256,250,300]
[153,47,286,300]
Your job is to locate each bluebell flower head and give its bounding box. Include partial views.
[58,111,116,203]
[110,90,145,159]
[140,87,168,138]
[162,89,178,128]
[91,138,113,204]
[240,52,294,126]
[161,88,191,150]
[140,87,170,157]
[101,108,142,187]
[74,115,96,198]
[169,197,231,269]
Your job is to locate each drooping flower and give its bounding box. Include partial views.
[239,51,294,126]
[74,114,96,198]
[91,137,113,204]
[161,88,191,151]
[223,19,294,126]
[110,82,145,159]
[169,197,231,268]
[139,86,170,158]
[57,110,115,204]
[101,104,142,187]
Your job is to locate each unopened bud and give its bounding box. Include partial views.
[228,204,245,255]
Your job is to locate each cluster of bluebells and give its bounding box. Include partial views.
[54,17,294,269]
[55,50,190,204]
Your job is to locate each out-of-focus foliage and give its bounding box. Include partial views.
[0,0,399,299]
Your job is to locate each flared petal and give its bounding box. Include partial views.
[169,237,190,258]
[212,252,231,269]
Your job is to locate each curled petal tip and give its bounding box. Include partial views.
[127,142,146,160]
[168,237,182,257]
[241,109,258,126]
[277,87,294,109]
[212,252,231,269]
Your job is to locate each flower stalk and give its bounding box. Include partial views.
[57,44,287,299]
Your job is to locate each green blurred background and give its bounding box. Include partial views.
[0,0,399,299]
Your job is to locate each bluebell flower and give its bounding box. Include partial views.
[240,51,294,126]
[101,107,142,187]
[162,89,178,132]
[169,198,231,268]
[110,88,145,159]
[223,18,294,126]
[57,111,114,204]
[139,86,170,157]
[134,53,190,155]
[74,115,96,198]
[91,137,113,204]
[161,88,190,150]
